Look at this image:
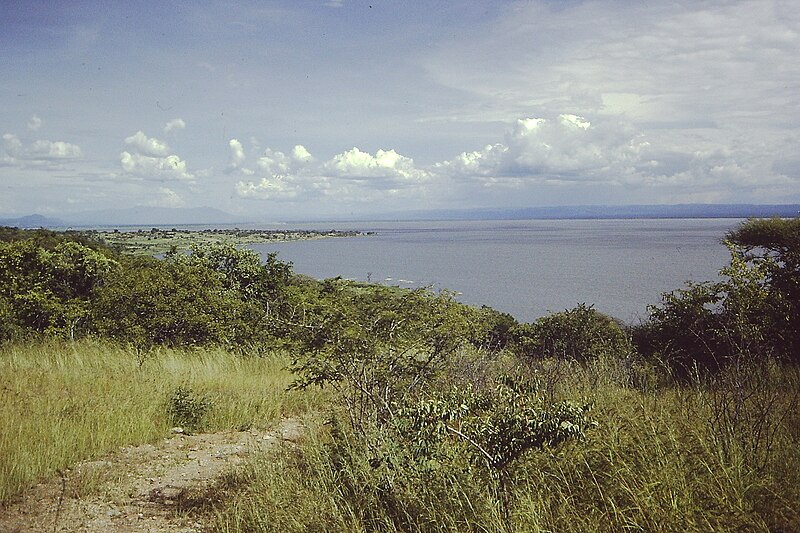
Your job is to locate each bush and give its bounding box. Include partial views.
[511,304,631,362]
[635,240,786,378]
[167,386,212,432]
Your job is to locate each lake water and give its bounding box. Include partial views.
[247,219,741,324]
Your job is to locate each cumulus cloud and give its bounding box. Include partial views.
[163,118,186,134]
[235,142,428,202]
[235,175,304,200]
[228,139,246,167]
[1,132,83,167]
[432,113,798,201]
[27,115,42,131]
[325,147,427,185]
[124,131,170,157]
[120,151,193,181]
[436,114,645,184]
[29,140,84,160]
[120,130,193,181]
[233,107,797,207]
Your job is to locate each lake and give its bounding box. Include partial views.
[247,218,741,324]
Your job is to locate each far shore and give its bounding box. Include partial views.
[87,227,369,255]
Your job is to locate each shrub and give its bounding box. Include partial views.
[167,386,212,432]
[511,303,631,362]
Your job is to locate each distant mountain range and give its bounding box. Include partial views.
[0,207,246,228]
[1,204,799,228]
[384,204,800,221]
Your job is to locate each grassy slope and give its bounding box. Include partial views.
[214,357,800,533]
[0,339,322,502]
[4,339,799,532]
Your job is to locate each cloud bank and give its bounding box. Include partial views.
[119,131,193,181]
[235,143,429,202]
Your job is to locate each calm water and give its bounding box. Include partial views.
[247,219,741,324]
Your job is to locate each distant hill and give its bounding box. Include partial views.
[60,206,247,227]
[0,214,66,228]
[382,204,800,221]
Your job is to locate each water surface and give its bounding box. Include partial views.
[248,218,740,323]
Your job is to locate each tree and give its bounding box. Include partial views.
[511,304,631,362]
[0,239,118,339]
[401,374,594,531]
[635,240,786,376]
[91,255,257,349]
[289,282,474,431]
[727,217,800,361]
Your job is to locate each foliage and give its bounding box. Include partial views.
[91,255,255,349]
[635,241,785,377]
[468,305,519,352]
[400,374,594,529]
[175,243,292,303]
[727,217,800,361]
[0,226,112,253]
[511,303,631,362]
[289,282,474,430]
[167,385,212,432]
[0,238,118,340]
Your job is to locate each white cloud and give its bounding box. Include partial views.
[226,138,257,176]
[235,175,303,200]
[291,144,313,162]
[228,139,246,167]
[2,133,23,163]
[235,143,429,203]
[120,151,193,181]
[429,113,799,203]
[1,132,83,167]
[27,115,42,131]
[254,145,314,174]
[124,131,170,157]
[436,114,644,184]
[29,140,83,160]
[163,118,186,134]
[325,147,427,185]
[120,130,193,181]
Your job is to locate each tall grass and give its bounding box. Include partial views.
[0,338,321,502]
[214,355,800,532]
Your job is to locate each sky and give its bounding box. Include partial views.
[1,0,799,221]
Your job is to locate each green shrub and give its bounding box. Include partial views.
[167,385,212,432]
[511,303,631,362]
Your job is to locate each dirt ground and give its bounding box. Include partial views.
[0,419,304,532]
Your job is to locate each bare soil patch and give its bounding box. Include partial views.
[0,419,303,532]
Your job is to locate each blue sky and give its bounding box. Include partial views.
[2,0,799,220]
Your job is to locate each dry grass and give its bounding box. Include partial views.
[0,338,321,502]
[214,356,800,532]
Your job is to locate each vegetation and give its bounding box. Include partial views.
[0,339,320,501]
[88,227,366,255]
[1,217,799,531]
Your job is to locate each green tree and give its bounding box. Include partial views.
[0,239,117,339]
[290,282,474,431]
[92,255,256,349]
[511,303,631,362]
[636,240,784,376]
[727,217,800,361]
[401,375,594,531]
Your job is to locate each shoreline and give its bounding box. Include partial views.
[87,227,370,255]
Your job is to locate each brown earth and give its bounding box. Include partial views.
[0,419,304,532]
